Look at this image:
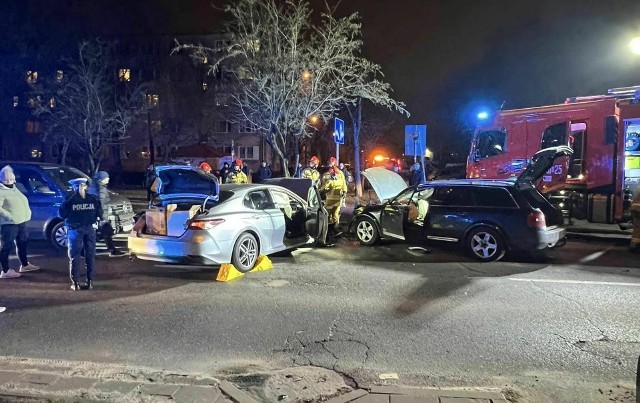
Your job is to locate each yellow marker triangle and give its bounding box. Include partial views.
[216,263,245,282]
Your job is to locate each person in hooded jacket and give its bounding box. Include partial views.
[60,178,103,291]
[219,162,231,184]
[0,165,39,279]
[257,161,272,183]
[409,162,424,187]
[88,171,124,257]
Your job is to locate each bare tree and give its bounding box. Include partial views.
[35,39,148,174]
[176,0,408,176]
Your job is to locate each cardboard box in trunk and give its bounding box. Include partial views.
[166,205,202,237]
[145,209,167,235]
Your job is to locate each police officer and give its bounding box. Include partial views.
[301,156,321,187]
[320,157,347,237]
[59,178,102,291]
[226,159,249,184]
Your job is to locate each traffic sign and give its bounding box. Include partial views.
[404,125,427,157]
[334,117,345,145]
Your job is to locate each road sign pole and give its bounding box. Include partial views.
[336,143,339,165]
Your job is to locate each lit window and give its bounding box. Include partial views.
[146,94,159,107]
[202,82,208,91]
[118,68,131,82]
[49,97,55,108]
[13,96,18,107]
[203,56,208,64]
[30,149,42,158]
[56,70,64,82]
[26,121,41,133]
[26,71,38,84]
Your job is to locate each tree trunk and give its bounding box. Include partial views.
[60,141,70,165]
[350,98,364,198]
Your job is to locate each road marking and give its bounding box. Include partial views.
[509,278,640,287]
[578,248,610,263]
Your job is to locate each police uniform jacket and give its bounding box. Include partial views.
[59,193,103,230]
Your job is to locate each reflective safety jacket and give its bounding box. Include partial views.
[320,170,347,207]
[226,170,249,184]
[301,167,321,186]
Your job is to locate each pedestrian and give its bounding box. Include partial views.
[0,165,40,279]
[295,163,303,178]
[321,157,347,237]
[144,163,156,202]
[258,161,272,183]
[219,162,231,184]
[339,162,353,185]
[409,162,424,187]
[226,159,249,184]
[301,156,321,187]
[242,163,253,183]
[59,178,102,291]
[88,171,125,257]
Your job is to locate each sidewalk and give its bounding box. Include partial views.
[0,356,509,403]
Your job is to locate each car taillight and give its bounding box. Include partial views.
[527,210,546,229]
[188,218,225,231]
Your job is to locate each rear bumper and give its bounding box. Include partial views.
[127,230,234,264]
[534,226,566,249]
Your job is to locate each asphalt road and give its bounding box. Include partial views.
[0,235,638,402]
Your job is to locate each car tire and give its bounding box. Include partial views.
[231,232,259,273]
[355,217,379,246]
[466,226,506,262]
[50,221,68,250]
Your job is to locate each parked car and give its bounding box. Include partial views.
[128,165,328,272]
[0,162,135,249]
[349,146,572,262]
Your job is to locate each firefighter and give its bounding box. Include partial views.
[226,159,249,184]
[301,156,321,186]
[59,178,102,291]
[320,157,347,237]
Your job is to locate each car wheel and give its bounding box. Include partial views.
[50,221,68,250]
[231,232,259,273]
[355,217,379,246]
[466,227,505,262]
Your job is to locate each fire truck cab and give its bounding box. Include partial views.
[467,86,640,224]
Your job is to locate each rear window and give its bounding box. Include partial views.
[520,187,550,208]
[158,169,218,195]
[431,186,474,207]
[472,187,518,208]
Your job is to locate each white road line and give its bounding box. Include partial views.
[578,248,611,263]
[509,278,640,287]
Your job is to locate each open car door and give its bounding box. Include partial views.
[305,186,328,244]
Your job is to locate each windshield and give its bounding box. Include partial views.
[41,166,89,193]
[158,168,218,195]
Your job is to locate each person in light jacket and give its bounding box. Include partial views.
[0,165,40,279]
[88,171,124,257]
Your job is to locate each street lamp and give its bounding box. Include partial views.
[630,37,640,55]
[309,115,319,125]
[302,70,312,80]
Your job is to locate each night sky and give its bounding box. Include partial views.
[8,0,640,156]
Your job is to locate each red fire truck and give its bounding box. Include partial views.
[467,86,640,225]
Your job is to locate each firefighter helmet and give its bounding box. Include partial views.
[199,162,212,171]
[310,156,320,165]
[233,158,243,167]
[328,156,337,164]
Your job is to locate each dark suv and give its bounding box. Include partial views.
[0,162,135,249]
[350,146,571,262]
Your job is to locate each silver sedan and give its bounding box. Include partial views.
[128,165,328,272]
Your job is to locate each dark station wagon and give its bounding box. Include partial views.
[350,146,572,262]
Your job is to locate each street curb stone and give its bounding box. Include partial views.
[92,379,141,395]
[138,382,181,397]
[43,376,97,392]
[219,380,258,403]
[325,388,369,403]
[172,385,225,402]
[369,386,505,400]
